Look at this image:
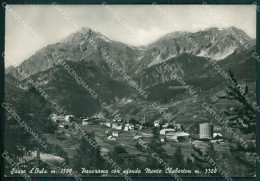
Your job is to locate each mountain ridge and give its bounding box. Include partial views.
[6,26,255,81]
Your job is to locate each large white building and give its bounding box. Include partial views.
[199,123,213,139]
[160,129,176,135]
[166,132,189,142]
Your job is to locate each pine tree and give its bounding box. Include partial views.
[17,87,54,160]
[218,69,256,176]
[148,133,166,157]
[72,132,104,176]
[185,157,194,171]
[4,114,32,170]
[191,144,221,176]
[170,147,185,169]
[110,145,128,167]
[219,68,256,136]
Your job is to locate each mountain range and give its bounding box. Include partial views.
[5,26,256,124]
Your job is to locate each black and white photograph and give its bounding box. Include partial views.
[1,1,259,180]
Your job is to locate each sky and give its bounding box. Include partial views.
[5,4,256,67]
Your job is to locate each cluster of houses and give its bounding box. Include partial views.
[100,119,142,130]
[154,120,183,130]
[82,117,190,142]
[50,114,75,128]
[156,122,224,143]
[51,114,224,144]
[99,119,144,141]
[154,120,190,142]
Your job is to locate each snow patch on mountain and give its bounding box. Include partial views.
[197,45,237,60]
[210,45,237,60]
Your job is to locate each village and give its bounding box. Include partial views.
[50,113,225,145]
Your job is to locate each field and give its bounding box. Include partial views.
[81,125,144,155]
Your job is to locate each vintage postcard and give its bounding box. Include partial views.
[1,1,259,180]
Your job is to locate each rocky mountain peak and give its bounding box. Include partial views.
[7,26,255,81]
